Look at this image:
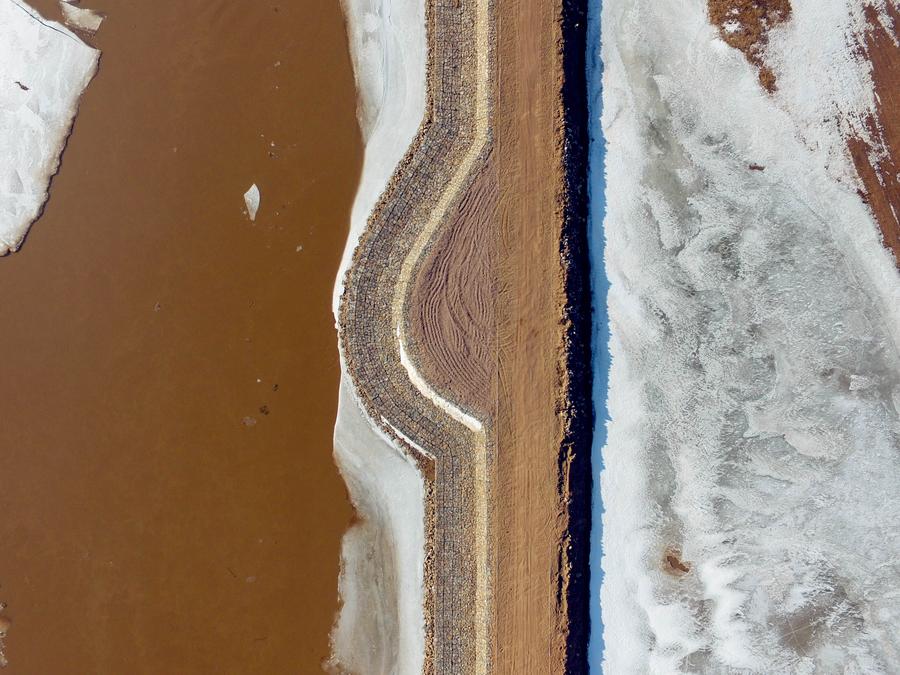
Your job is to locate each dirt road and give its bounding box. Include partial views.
[493,0,592,669]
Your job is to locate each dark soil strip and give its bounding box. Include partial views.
[559,0,594,671]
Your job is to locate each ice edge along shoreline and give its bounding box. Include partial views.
[330,0,429,670]
[585,0,608,669]
[1,0,99,254]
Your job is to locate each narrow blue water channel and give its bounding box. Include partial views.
[586,0,609,670]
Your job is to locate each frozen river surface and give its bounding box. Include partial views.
[594,0,900,672]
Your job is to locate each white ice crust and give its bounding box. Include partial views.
[0,0,99,254]
[329,0,428,671]
[598,0,900,672]
[333,0,427,314]
[59,1,104,34]
[329,378,427,675]
[244,183,260,221]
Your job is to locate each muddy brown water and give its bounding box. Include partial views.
[0,1,359,672]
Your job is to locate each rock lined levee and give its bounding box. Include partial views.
[337,0,493,669]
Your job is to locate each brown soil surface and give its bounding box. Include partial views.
[663,550,692,576]
[0,1,359,672]
[407,156,497,416]
[708,0,792,90]
[848,4,900,264]
[492,0,574,669]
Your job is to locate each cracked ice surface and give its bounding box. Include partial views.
[0,0,98,254]
[598,0,900,672]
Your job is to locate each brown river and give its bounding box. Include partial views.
[0,1,359,671]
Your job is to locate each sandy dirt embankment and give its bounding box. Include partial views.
[333,0,594,669]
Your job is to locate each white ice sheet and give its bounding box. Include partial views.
[0,0,99,254]
[597,1,900,671]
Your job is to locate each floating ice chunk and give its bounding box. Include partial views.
[244,184,260,221]
[59,1,105,34]
[0,0,99,255]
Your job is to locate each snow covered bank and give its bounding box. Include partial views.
[330,0,427,670]
[333,0,427,314]
[0,0,98,254]
[59,1,105,35]
[585,0,609,668]
[598,0,900,671]
[329,379,426,674]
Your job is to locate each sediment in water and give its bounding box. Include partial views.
[0,1,360,671]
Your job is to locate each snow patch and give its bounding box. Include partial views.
[333,0,427,313]
[328,378,426,675]
[766,0,888,183]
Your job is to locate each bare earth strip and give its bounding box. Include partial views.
[493,0,592,670]
[407,157,498,416]
[493,0,573,670]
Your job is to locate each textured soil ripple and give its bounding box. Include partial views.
[338,0,493,669]
[407,157,497,416]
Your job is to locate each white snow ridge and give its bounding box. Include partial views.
[0,0,99,254]
[598,0,900,673]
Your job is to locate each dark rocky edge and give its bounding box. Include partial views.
[558,0,594,671]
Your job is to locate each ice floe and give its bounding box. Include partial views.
[244,183,260,221]
[0,0,99,254]
[59,1,104,35]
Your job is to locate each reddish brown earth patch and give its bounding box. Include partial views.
[663,549,692,576]
[407,158,498,416]
[848,4,900,264]
[708,0,792,90]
